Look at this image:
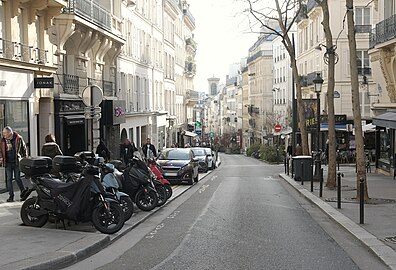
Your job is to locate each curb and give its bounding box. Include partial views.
[14,169,216,270]
[279,173,396,270]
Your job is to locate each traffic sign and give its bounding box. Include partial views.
[275,124,282,133]
[82,85,103,107]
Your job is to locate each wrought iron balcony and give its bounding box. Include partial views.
[370,14,396,48]
[355,25,372,33]
[0,38,48,64]
[64,0,111,31]
[63,74,80,95]
[88,78,114,96]
[358,67,371,76]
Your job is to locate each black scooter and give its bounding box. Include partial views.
[19,156,125,234]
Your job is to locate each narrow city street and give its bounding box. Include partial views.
[64,154,386,270]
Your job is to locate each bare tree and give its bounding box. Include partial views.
[346,0,368,199]
[245,0,310,155]
[315,0,337,188]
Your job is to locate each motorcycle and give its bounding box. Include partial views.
[122,154,159,211]
[101,163,134,221]
[147,159,173,200]
[19,156,125,234]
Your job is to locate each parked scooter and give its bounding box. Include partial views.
[19,156,125,234]
[122,154,159,211]
[147,159,173,199]
[101,163,134,221]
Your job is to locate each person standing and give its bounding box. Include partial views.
[120,139,137,164]
[0,127,28,202]
[96,140,110,161]
[41,133,63,159]
[142,138,157,159]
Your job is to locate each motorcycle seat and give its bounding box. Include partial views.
[40,177,75,190]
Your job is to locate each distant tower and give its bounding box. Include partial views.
[208,77,220,96]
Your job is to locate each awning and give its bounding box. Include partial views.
[320,124,348,131]
[373,112,396,129]
[183,131,198,137]
[353,123,376,135]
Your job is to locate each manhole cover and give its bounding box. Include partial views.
[384,236,396,244]
[325,198,396,204]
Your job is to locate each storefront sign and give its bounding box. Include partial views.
[34,77,54,88]
[102,100,126,125]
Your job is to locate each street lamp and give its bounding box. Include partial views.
[313,73,324,180]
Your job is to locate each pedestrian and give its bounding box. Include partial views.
[41,133,63,159]
[142,138,157,159]
[0,126,28,202]
[295,143,303,156]
[96,140,110,161]
[120,139,138,165]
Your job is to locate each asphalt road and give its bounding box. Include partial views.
[66,154,370,270]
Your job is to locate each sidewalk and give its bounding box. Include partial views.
[0,167,217,270]
[280,164,396,270]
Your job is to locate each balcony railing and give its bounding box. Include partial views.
[63,74,80,95]
[355,25,372,33]
[358,67,371,75]
[64,0,111,31]
[370,14,396,48]
[88,78,114,96]
[0,38,48,64]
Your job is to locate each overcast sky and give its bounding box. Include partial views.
[189,0,259,93]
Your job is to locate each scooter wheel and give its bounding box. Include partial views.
[135,189,158,211]
[164,184,173,199]
[155,185,168,207]
[20,197,48,227]
[119,196,134,221]
[92,202,125,234]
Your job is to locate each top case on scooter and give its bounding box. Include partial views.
[20,157,52,177]
[52,156,80,173]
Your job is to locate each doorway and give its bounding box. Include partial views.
[64,123,86,156]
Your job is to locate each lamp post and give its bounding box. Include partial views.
[313,73,324,180]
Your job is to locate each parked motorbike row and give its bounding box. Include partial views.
[19,151,173,234]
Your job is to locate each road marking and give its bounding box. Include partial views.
[210,175,217,181]
[167,210,180,219]
[198,184,209,194]
[145,223,165,239]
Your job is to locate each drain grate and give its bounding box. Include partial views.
[384,236,396,244]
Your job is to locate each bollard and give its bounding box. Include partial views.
[277,149,280,165]
[360,177,365,224]
[319,168,324,197]
[337,172,342,209]
[284,157,287,174]
[301,161,304,185]
[310,162,314,192]
[286,157,290,175]
[291,158,294,178]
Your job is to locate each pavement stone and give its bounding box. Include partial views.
[280,163,396,270]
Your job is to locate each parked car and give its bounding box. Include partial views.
[191,147,209,173]
[204,148,216,170]
[157,148,199,185]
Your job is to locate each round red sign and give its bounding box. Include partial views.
[275,124,282,133]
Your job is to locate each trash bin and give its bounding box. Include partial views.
[292,156,312,182]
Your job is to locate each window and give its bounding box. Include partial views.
[356,50,370,74]
[384,0,394,19]
[355,7,370,25]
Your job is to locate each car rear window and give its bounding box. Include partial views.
[160,150,190,160]
[192,149,206,156]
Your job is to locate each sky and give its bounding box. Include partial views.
[188,0,260,93]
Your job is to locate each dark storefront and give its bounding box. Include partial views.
[373,112,396,174]
[101,100,126,159]
[55,100,87,156]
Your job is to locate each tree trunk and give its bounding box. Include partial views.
[318,0,337,189]
[346,0,369,200]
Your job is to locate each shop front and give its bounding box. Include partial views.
[373,112,396,175]
[0,66,36,191]
[54,100,87,156]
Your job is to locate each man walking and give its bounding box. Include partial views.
[142,138,157,159]
[0,127,28,202]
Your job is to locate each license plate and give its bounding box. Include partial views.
[165,172,177,177]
